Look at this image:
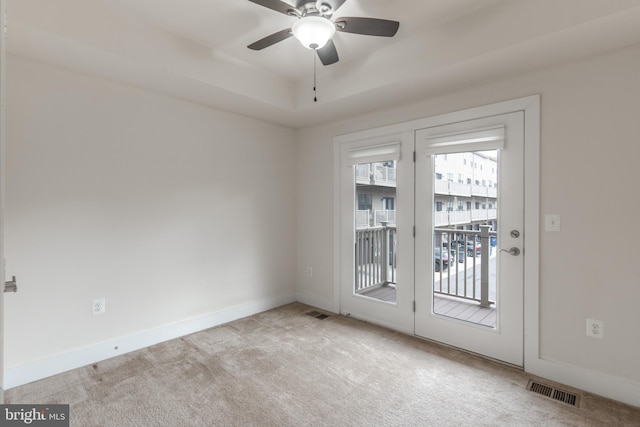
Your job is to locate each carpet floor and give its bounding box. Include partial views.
[6,302,640,426]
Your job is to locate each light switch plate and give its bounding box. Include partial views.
[545,214,561,232]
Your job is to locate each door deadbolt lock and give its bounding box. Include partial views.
[510,230,520,238]
[500,247,521,256]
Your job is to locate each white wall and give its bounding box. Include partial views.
[296,44,640,402]
[5,56,296,378]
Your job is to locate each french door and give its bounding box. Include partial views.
[414,112,524,366]
[337,110,526,366]
[338,131,414,334]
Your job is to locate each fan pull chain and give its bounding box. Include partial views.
[313,51,318,102]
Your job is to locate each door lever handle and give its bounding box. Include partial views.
[4,275,17,293]
[500,247,521,256]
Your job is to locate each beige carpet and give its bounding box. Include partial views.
[7,303,640,426]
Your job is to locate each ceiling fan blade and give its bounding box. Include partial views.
[248,28,293,50]
[335,17,400,37]
[316,39,339,65]
[248,0,297,16]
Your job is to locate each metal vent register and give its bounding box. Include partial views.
[306,310,329,320]
[527,380,580,408]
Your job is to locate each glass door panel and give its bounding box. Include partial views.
[432,151,498,327]
[354,161,397,303]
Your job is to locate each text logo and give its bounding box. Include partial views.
[1,405,69,426]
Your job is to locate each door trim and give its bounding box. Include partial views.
[334,95,540,369]
[0,0,7,402]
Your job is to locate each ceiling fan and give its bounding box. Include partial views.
[247,0,400,66]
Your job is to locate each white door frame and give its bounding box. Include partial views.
[334,95,540,369]
[0,0,7,402]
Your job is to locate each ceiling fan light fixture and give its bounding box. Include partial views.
[292,16,335,50]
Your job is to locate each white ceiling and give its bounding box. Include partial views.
[7,0,640,127]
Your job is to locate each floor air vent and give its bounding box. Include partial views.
[306,310,329,320]
[527,380,580,408]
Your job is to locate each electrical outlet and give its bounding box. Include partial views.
[92,298,106,315]
[306,266,313,277]
[586,318,603,339]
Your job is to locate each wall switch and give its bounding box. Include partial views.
[306,266,313,277]
[92,298,106,315]
[586,318,603,339]
[545,214,561,232]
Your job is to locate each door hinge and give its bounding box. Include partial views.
[413,226,416,237]
[413,301,416,312]
[413,151,416,163]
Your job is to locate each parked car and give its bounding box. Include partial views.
[444,242,466,264]
[458,238,481,257]
[434,247,449,272]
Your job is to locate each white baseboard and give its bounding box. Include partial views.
[4,292,296,390]
[526,356,640,408]
[7,290,639,410]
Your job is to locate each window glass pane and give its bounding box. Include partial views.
[353,160,398,303]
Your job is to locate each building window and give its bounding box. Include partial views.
[482,179,486,187]
[436,202,443,212]
[447,173,454,182]
[458,174,464,184]
[475,202,480,209]
[436,173,443,180]
[358,194,372,211]
[467,178,472,185]
[467,201,472,210]
[382,197,394,210]
[457,201,464,211]
[447,201,454,211]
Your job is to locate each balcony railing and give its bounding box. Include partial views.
[434,226,496,307]
[356,210,397,228]
[373,164,396,186]
[434,209,496,227]
[472,208,497,222]
[435,180,497,198]
[374,209,396,226]
[354,224,397,293]
[354,224,496,307]
[355,163,397,186]
[355,164,371,184]
[356,210,370,228]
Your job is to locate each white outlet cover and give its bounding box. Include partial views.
[586,318,604,339]
[93,298,106,315]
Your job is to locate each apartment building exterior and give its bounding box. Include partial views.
[355,151,498,232]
